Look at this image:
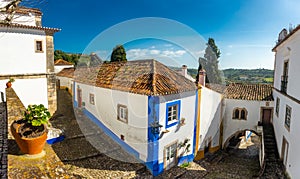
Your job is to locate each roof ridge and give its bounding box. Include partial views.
[151,59,157,95]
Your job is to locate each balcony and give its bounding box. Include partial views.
[281,75,288,93]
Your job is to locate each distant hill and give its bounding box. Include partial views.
[172,67,274,84]
[223,68,273,84]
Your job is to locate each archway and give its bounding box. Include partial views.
[223,129,260,151]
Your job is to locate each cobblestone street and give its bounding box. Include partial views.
[7,89,262,178]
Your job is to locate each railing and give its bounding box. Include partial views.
[281,75,288,93]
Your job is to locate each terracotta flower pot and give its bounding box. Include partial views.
[11,122,48,155]
[6,82,12,88]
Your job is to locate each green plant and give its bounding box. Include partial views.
[8,77,15,83]
[24,104,51,126]
[179,162,190,168]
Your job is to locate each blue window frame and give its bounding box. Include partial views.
[166,100,181,128]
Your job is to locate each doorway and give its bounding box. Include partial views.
[77,87,82,108]
[281,136,289,167]
[164,142,177,170]
[262,108,272,125]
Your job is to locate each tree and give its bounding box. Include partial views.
[110,45,127,62]
[196,38,222,84]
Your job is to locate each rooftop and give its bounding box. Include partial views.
[56,67,75,78]
[224,83,273,101]
[74,59,197,96]
[272,24,300,51]
[54,59,74,66]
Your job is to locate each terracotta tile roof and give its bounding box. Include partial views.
[74,59,197,96]
[56,67,75,78]
[224,83,273,101]
[272,24,300,52]
[0,23,60,33]
[54,59,74,66]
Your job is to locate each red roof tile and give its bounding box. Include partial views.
[54,59,74,66]
[224,83,273,101]
[56,67,75,78]
[74,59,197,96]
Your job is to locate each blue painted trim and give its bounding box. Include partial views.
[81,108,140,160]
[193,90,198,155]
[165,100,181,129]
[146,96,163,176]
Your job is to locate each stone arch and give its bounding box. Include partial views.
[223,129,259,149]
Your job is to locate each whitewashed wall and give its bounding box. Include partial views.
[0,28,47,75]
[273,90,300,178]
[75,83,149,161]
[198,87,222,149]
[157,93,196,164]
[0,78,48,107]
[55,65,74,73]
[223,99,273,145]
[57,76,73,90]
[273,30,300,100]
[0,6,37,26]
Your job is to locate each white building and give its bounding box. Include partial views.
[74,59,197,176]
[272,25,300,178]
[0,3,60,115]
[56,67,74,95]
[222,84,273,147]
[54,59,74,73]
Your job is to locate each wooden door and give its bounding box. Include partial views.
[77,88,82,108]
[262,109,272,125]
[164,142,177,170]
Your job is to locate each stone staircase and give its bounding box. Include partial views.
[261,124,286,178]
[0,102,8,178]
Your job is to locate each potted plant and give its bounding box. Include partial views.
[6,77,15,88]
[11,104,51,155]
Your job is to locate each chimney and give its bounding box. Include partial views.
[182,65,187,77]
[198,69,206,87]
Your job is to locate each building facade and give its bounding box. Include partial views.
[0,4,59,116]
[272,25,300,178]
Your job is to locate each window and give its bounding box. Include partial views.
[89,93,95,105]
[166,100,181,128]
[232,108,248,120]
[117,104,128,123]
[35,40,43,52]
[281,61,289,93]
[233,108,239,119]
[276,98,280,116]
[241,109,246,120]
[285,105,291,130]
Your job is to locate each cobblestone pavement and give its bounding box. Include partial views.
[0,102,8,179]
[8,89,262,178]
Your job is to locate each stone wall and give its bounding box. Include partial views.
[5,88,26,127]
[47,74,57,115]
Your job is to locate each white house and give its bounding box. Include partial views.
[54,59,74,73]
[56,67,74,95]
[222,84,273,147]
[0,3,60,115]
[73,59,197,176]
[272,25,300,178]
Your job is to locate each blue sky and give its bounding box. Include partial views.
[36,0,300,69]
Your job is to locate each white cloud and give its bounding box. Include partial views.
[126,48,187,60]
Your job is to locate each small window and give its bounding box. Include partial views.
[276,98,280,116]
[166,100,181,128]
[285,105,291,130]
[240,109,247,120]
[233,108,240,119]
[117,104,128,123]
[35,40,43,52]
[232,108,248,120]
[89,93,95,105]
